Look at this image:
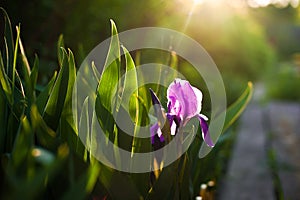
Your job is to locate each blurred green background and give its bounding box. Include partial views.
[2,0,300,103]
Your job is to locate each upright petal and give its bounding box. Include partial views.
[191,86,203,114]
[167,79,201,120]
[197,114,214,147]
[149,88,161,106]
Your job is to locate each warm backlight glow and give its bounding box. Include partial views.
[248,0,299,8]
[193,0,205,5]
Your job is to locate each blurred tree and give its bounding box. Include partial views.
[249,5,300,60]
[2,0,289,105]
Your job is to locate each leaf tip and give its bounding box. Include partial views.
[247,81,253,89]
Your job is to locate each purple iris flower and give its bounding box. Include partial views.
[150,79,214,148]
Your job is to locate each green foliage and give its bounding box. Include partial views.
[188,82,253,194]
[0,8,100,199]
[250,5,300,60]
[0,9,253,199]
[220,82,253,134]
[266,62,300,101]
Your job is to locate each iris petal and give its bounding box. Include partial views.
[191,86,203,114]
[150,80,212,149]
[149,88,161,106]
[167,114,181,135]
[149,88,167,130]
[197,114,214,147]
[150,123,158,144]
[150,123,164,144]
[167,79,201,120]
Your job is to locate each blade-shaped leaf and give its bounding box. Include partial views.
[0,88,7,153]
[18,28,34,103]
[129,95,151,154]
[30,105,57,150]
[30,55,39,94]
[56,49,86,157]
[43,48,69,130]
[222,82,253,132]
[59,49,77,143]
[78,96,90,161]
[0,8,14,74]
[119,45,137,114]
[198,82,253,158]
[12,70,26,117]
[11,25,20,95]
[11,116,33,167]
[97,19,120,112]
[57,34,65,67]
[6,144,69,199]
[62,162,100,200]
[146,160,179,200]
[97,165,141,199]
[36,71,57,114]
[118,46,138,152]
[0,51,13,104]
[18,27,31,75]
[95,20,121,161]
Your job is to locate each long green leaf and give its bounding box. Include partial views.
[12,70,26,117]
[118,46,138,153]
[78,97,90,161]
[221,82,253,133]
[43,48,69,130]
[95,20,121,164]
[18,28,35,103]
[31,105,57,150]
[0,8,14,75]
[62,162,100,200]
[0,51,13,104]
[146,161,179,200]
[59,49,77,144]
[97,166,141,199]
[18,27,31,75]
[57,49,86,158]
[6,144,69,199]
[11,25,20,97]
[0,88,7,153]
[36,71,57,114]
[11,116,33,167]
[57,34,65,67]
[198,82,253,158]
[30,55,39,95]
[97,19,120,112]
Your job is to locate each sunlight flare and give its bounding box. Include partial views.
[248,0,299,8]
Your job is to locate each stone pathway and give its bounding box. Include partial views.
[218,103,275,200]
[267,102,300,199]
[218,84,300,200]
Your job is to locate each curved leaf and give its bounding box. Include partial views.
[198,82,253,158]
[0,8,14,74]
[0,51,12,104]
[97,19,120,112]
[36,71,57,114]
[43,48,69,130]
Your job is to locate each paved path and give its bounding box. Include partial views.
[218,103,275,200]
[267,102,300,200]
[218,83,300,200]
